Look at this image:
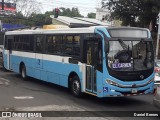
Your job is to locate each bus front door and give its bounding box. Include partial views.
[84,38,102,94]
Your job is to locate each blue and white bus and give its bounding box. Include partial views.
[3,26,155,97]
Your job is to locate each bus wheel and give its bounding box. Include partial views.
[21,64,27,79]
[70,76,82,97]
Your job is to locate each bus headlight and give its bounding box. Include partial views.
[147,78,154,84]
[106,78,154,88]
[106,79,118,86]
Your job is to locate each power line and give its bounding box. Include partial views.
[49,0,97,6]
[40,3,97,14]
[41,2,96,9]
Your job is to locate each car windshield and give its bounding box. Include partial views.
[107,40,154,71]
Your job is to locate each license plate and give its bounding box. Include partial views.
[131,89,137,93]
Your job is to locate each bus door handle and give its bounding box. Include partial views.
[37,59,40,65]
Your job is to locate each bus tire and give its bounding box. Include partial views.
[70,76,82,97]
[20,64,27,80]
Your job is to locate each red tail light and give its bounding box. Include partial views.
[155,67,160,73]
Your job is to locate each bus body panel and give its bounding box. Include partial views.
[96,70,103,97]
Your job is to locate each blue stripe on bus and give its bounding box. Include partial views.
[4,54,83,88]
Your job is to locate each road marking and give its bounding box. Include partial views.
[16,105,85,111]
[0,77,10,82]
[13,96,34,99]
[0,77,9,85]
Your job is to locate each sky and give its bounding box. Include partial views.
[38,0,102,17]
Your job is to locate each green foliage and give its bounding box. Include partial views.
[58,7,83,17]
[2,12,52,26]
[2,12,26,25]
[102,0,160,32]
[27,13,52,26]
[87,13,96,18]
[2,7,83,27]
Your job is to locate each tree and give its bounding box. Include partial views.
[2,12,27,25]
[102,0,160,32]
[6,0,42,17]
[87,13,96,18]
[2,12,52,27]
[2,0,49,26]
[71,8,82,17]
[2,6,82,27]
[27,12,52,26]
[58,7,83,17]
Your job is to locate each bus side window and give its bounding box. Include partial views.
[54,36,62,54]
[30,35,34,51]
[8,39,12,50]
[4,36,13,50]
[35,36,43,53]
[97,41,102,72]
[4,37,8,50]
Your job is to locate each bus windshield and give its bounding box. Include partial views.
[107,39,154,71]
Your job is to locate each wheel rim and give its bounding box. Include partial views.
[22,67,26,78]
[72,80,80,94]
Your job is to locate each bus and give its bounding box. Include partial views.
[3,26,155,97]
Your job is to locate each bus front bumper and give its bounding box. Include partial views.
[102,82,154,97]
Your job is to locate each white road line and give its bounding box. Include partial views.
[0,77,10,82]
[0,77,9,85]
[16,105,85,111]
[13,96,34,99]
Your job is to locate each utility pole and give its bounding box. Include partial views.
[156,13,160,59]
[0,0,4,31]
[2,0,4,10]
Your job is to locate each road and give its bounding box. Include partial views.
[0,68,160,120]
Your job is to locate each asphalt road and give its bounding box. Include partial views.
[0,68,160,120]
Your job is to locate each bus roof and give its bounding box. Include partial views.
[5,27,96,35]
[5,26,150,35]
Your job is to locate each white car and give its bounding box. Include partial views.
[0,45,3,67]
[153,85,160,108]
[0,45,3,52]
[155,61,160,84]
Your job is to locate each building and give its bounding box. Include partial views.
[96,8,110,21]
[96,8,122,27]
[50,15,110,28]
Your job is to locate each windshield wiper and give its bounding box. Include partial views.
[118,39,128,50]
